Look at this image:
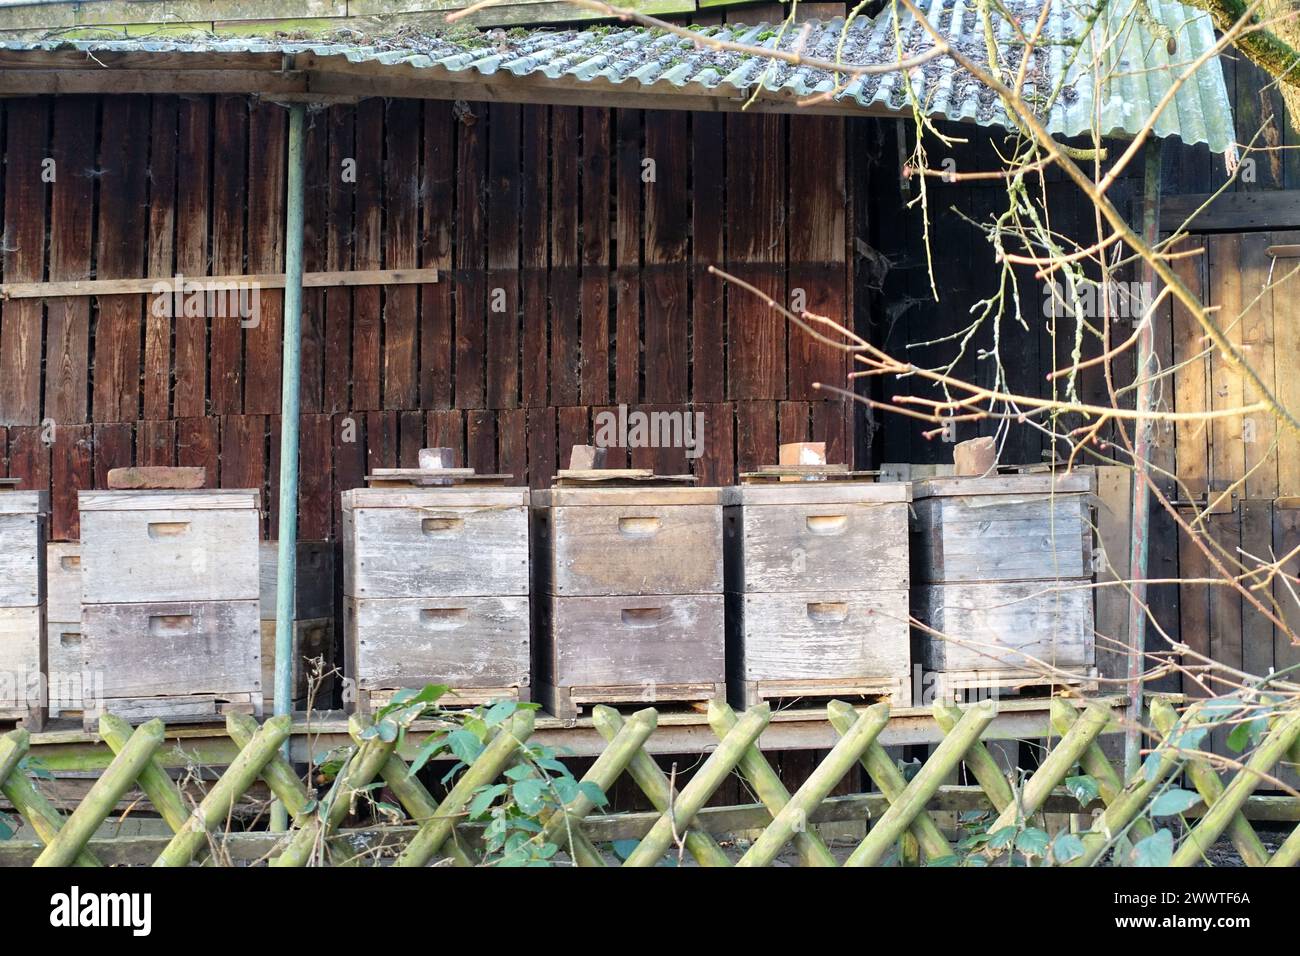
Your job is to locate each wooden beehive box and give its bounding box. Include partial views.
[78,489,262,728]
[724,481,912,709]
[45,542,83,717]
[531,483,726,718]
[341,486,530,712]
[0,491,47,728]
[909,472,1097,698]
[258,540,336,710]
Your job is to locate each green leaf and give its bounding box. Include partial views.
[579,781,609,808]
[610,839,640,861]
[964,854,989,867]
[1141,750,1167,782]
[1131,829,1174,867]
[447,729,484,765]
[926,854,961,867]
[483,700,518,726]
[503,764,534,781]
[987,826,1018,850]
[462,717,489,742]
[0,813,14,841]
[551,776,580,806]
[1150,788,1203,817]
[1199,696,1243,719]
[376,718,399,744]
[1052,833,1085,864]
[1167,725,1209,754]
[1227,717,1268,754]
[407,734,447,776]
[1064,775,1100,806]
[1015,827,1050,858]
[469,783,509,819]
[512,779,547,816]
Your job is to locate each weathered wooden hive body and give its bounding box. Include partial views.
[45,541,82,717]
[724,481,913,708]
[531,484,726,719]
[0,491,47,728]
[258,540,336,710]
[909,472,1096,696]
[341,486,531,711]
[78,489,262,728]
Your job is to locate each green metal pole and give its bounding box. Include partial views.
[271,101,308,833]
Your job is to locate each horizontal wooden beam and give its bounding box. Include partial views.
[0,267,439,300]
[1162,189,1300,232]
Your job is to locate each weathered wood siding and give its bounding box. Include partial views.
[0,94,856,544]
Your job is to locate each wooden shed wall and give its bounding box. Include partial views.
[0,94,858,542]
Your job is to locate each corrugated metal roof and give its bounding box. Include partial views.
[0,0,1234,152]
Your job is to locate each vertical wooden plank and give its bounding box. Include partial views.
[487,104,522,410]
[777,400,810,446]
[455,101,487,410]
[592,406,629,469]
[298,413,332,541]
[332,411,365,539]
[695,402,734,486]
[173,95,210,420]
[557,405,590,464]
[1271,229,1300,495]
[1206,234,1245,508]
[209,96,247,416]
[300,103,328,415]
[365,410,399,473]
[735,401,777,475]
[425,409,464,466]
[1273,503,1300,677]
[692,114,726,404]
[420,100,455,410]
[91,422,132,491]
[0,98,48,426]
[398,410,425,468]
[220,415,265,488]
[787,115,847,399]
[614,109,642,405]
[138,420,176,467]
[176,417,219,481]
[323,105,355,415]
[1093,466,1133,682]
[46,96,96,425]
[526,406,557,490]
[643,111,689,404]
[1177,518,1212,699]
[92,96,150,424]
[7,428,49,502]
[726,112,786,400]
[384,98,420,411]
[352,99,383,412]
[1238,233,1277,500]
[579,108,611,407]
[1208,510,1244,692]
[142,95,178,422]
[1239,498,1274,680]
[50,424,91,541]
[498,407,527,485]
[521,105,551,409]
[1171,235,1209,499]
[466,410,496,474]
[550,106,581,408]
[244,99,286,416]
[810,400,850,467]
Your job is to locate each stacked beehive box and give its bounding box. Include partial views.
[0,491,47,728]
[342,486,531,712]
[79,489,262,728]
[258,540,335,711]
[724,480,913,709]
[45,542,83,717]
[910,472,1096,699]
[532,483,726,718]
